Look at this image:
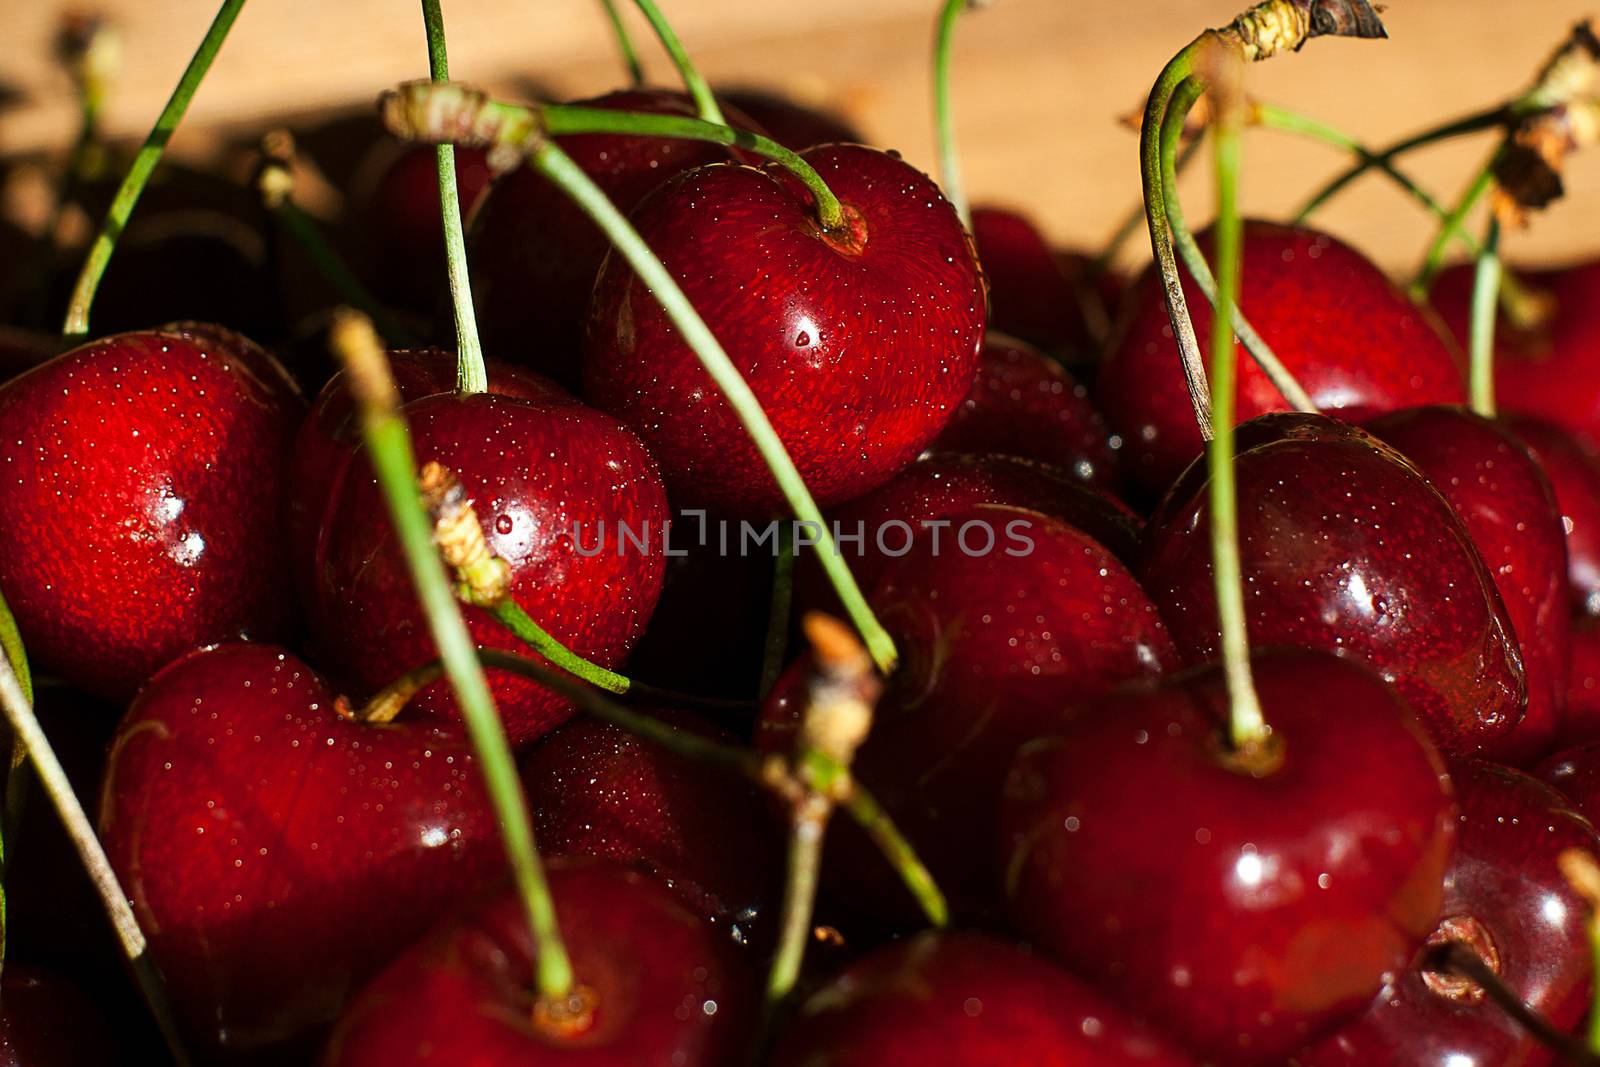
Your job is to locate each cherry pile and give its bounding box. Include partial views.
[5,1,1600,1066]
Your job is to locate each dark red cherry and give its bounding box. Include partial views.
[355,144,494,312]
[1100,221,1465,494]
[98,643,502,1059]
[1299,759,1596,1067]
[1368,406,1570,764]
[0,324,301,699]
[468,89,753,386]
[1536,737,1600,824]
[1001,650,1456,1065]
[584,143,986,515]
[1143,412,1526,757]
[323,860,755,1066]
[929,331,1123,492]
[519,710,780,944]
[1433,260,1600,444]
[0,967,124,1067]
[970,206,1116,365]
[765,503,1175,922]
[311,381,669,746]
[1565,616,1600,742]
[769,931,1194,1067]
[1505,415,1600,616]
[715,87,863,149]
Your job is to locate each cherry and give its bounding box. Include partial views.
[929,331,1123,492]
[1368,406,1570,764]
[1566,616,1600,741]
[1143,412,1526,758]
[0,967,124,1067]
[1001,649,1456,1065]
[1299,759,1597,1067]
[0,323,302,699]
[769,931,1195,1067]
[1100,221,1465,495]
[1505,414,1600,616]
[1536,737,1600,824]
[1433,260,1600,445]
[310,371,669,746]
[970,206,1117,366]
[519,710,780,945]
[766,503,1175,922]
[322,860,755,1066]
[468,89,754,386]
[98,642,503,1058]
[715,87,863,149]
[584,143,986,515]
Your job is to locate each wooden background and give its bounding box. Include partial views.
[2,0,1598,272]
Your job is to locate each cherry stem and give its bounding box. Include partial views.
[628,0,725,125]
[61,0,246,339]
[759,524,796,699]
[1160,76,1317,414]
[0,588,31,849]
[420,0,488,395]
[1410,158,1497,301]
[1434,942,1600,1066]
[1206,38,1269,750]
[597,0,645,86]
[1469,216,1503,417]
[932,0,974,229]
[1092,132,1202,275]
[767,792,829,1007]
[526,139,895,671]
[327,309,573,1000]
[0,648,191,1063]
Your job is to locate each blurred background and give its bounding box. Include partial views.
[1,0,1597,273]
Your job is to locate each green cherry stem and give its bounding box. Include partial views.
[1410,160,1497,301]
[0,587,32,846]
[932,0,974,229]
[1468,215,1503,418]
[767,793,828,1006]
[759,524,797,699]
[328,310,573,1000]
[420,0,487,395]
[629,0,726,125]
[1093,132,1202,276]
[61,0,246,339]
[598,0,646,86]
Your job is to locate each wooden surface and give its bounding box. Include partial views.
[2,0,1598,272]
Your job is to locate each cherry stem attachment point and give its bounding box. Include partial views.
[598,0,645,87]
[1468,216,1503,418]
[759,523,796,699]
[327,309,572,1000]
[61,0,246,339]
[932,0,975,229]
[629,0,725,125]
[1434,940,1600,1066]
[419,0,487,395]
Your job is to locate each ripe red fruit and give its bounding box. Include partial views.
[98,643,502,1058]
[310,378,669,746]
[1001,650,1456,1065]
[970,206,1117,365]
[1143,413,1526,757]
[1368,406,1570,764]
[584,144,986,515]
[1300,759,1597,1067]
[1505,414,1600,616]
[1565,616,1600,741]
[323,861,755,1066]
[1100,221,1465,494]
[356,144,494,312]
[0,324,301,699]
[769,932,1195,1067]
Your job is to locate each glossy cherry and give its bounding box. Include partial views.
[1100,221,1465,494]
[0,324,301,699]
[1368,406,1570,764]
[1143,412,1526,757]
[715,87,862,149]
[1506,414,1600,616]
[970,206,1116,366]
[929,331,1123,492]
[1001,649,1456,1065]
[519,710,780,945]
[322,860,755,1066]
[584,143,986,515]
[770,932,1194,1067]
[1299,759,1597,1067]
[98,642,502,1058]
[767,503,1175,922]
[1565,616,1600,742]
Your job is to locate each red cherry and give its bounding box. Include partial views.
[769,932,1195,1067]
[468,89,753,386]
[323,860,755,1066]
[1099,221,1465,494]
[766,503,1175,922]
[0,967,124,1067]
[1300,759,1596,1067]
[970,206,1117,365]
[1565,616,1600,741]
[584,144,986,515]
[715,87,862,149]
[1001,649,1456,1065]
[1143,412,1526,757]
[1505,414,1600,616]
[519,710,780,944]
[0,324,301,699]
[929,331,1123,492]
[98,643,502,1058]
[1368,406,1571,764]
[310,381,669,746]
